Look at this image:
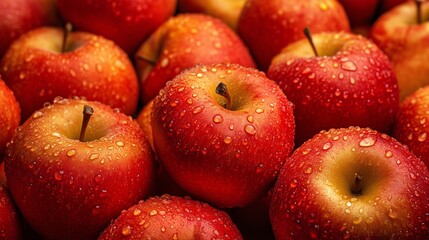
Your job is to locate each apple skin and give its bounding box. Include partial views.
[0,27,139,121]
[136,13,256,104]
[267,32,399,146]
[4,98,155,240]
[338,0,379,27]
[270,126,429,239]
[135,100,154,150]
[151,63,295,208]
[0,184,23,239]
[177,0,246,29]
[370,1,429,101]
[381,0,410,12]
[56,0,177,55]
[237,0,350,71]
[99,194,243,239]
[0,0,60,58]
[0,79,20,162]
[393,85,429,168]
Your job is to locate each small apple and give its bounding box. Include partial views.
[0,0,60,58]
[151,63,295,207]
[268,31,399,146]
[177,0,246,29]
[99,194,243,239]
[0,26,139,121]
[393,85,429,167]
[0,79,20,161]
[136,13,256,104]
[0,184,23,239]
[56,0,177,55]
[5,98,155,239]
[370,0,429,100]
[237,0,350,70]
[270,126,429,239]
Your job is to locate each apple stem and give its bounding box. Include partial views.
[416,0,424,24]
[216,82,232,110]
[80,105,94,142]
[303,27,318,57]
[136,55,157,66]
[62,23,73,53]
[352,172,363,195]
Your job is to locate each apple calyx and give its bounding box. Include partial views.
[215,82,232,110]
[351,172,363,195]
[303,27,319,57]
[416,0,424,24]
[62,23,73,53]
[80,105,94,142]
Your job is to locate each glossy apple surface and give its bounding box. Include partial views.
[268,32,399,146]
[0,27,139,121]
[136,13,255,104]
[0,184,23,239]
[271,127,429,239]
[0,79,20,161]
[393,85,429,167]
[99,194,243,239]
[238,0,350,70]
[151,63,295,207]
[56,0,176,55]
[5,98,155,240]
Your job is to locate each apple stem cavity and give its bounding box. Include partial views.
[80,105,94,142]
[62,23,73,53]
[216,82,232,110]
[352,172,363,195]
[303,27,319,57]
[416,0,424,24]
[136,55,157,66]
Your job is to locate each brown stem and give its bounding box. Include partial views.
[416,0,424,24]
[352,172,363,195]
[80,105,94,142]
[136,55,157,66]
[62,23,73,53]
[303,27,318,57]
[216,82,232,109]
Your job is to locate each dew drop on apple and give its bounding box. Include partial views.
[150,209,158,216]
[304,167,312,174]
[94,174,102,183]
[410,172,417,180]
[66,149,77,157]
[359,137,376,147]
[223,136,232,144]
[418,132,427,142]
[121,225,132,236]
[116,141,125,147]
[290,179,298,188]
[385,150,393,158]
[133,208,141,216]
[322,142,332,150]
[244,124,256,135]
[213,114,223,123]
[341,61,357,71]
[193,106,204,114]
[54,171,63,181]
[90,153,99,160]
[388,209,399,219]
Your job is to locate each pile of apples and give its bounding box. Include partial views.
[1,0,429,239]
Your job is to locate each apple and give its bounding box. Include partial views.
[0,79,20,162]
[0,26,139,121]
[237,0,351,71]
[136,100,154,150]
[56,0,177,55]
[370,0,429,100]
[4,98,155,239]
[270,126,429,239]
[99,194,243,239]
[0,0,60,58]
[0,184,23,239]
[177,0,246,29]
[0,163,6,186]
[338,0,379,27]
[381,0,410,12]
[267,31,399,146]
[151,63,295,207]
[393,85,429,168]
[136,13,256,104]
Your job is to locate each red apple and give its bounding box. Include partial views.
[0,184,23,239]
[271,126,429,239]
[0,26,139,121]
[0,0,60,58]
[381,0,410,12]
[151,63,295,207]
[370,0,429,100]
[136,100,154,150]
[0,79,20,161]
[56,0,177,55]
[99,194,243,239]
[267,31,399,146]
[5,98,155,239]
[177,0,246,29]
[237,0,351,71]
[136,13,256,104]
[393,85,429,167]
[339,0,379,27]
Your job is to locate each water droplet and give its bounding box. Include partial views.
[116,141,125,147]
[196,73,203,78]
[54,171,64,180]
[193,106,204,114]
[346,201,352,207]
[213,114,223,123]
[290,179,298,188]
[341,61,357,71]
[322,142,332,150]
[388,209,398,219]
[213,230,219,236]
[160,226,166,232]
[247,115,254,123]
[67,149,77,157]
[52,132,61,138]
[410,172,416,179]
[304,167,312,174]
[255,108,264,114]
[420,118,426,125]
[308,73,316,79]
[418,133,427,142]
[133,208,141,216]
[385,150,393,158]
[229,124,234,130]
[244,124,256,135]
[150,210,158,216]
[160,58,169,67]
[353,217,363,224]
[94,174,102,182]
[223,136,232,144]
[359,137,376,147]
[90,153,99,160]
[358,208,364,214]
[32,111,43,118]
[122,225,132,236]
